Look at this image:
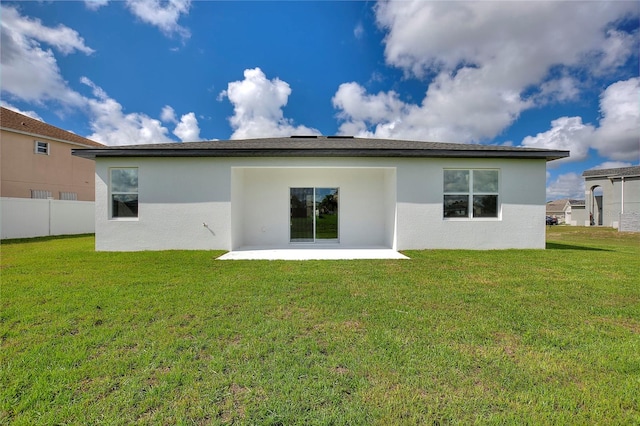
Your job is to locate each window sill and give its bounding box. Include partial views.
[443,217,501,221]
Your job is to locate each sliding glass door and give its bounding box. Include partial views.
[290,187,338,242]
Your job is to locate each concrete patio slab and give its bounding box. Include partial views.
[217,248,409,260]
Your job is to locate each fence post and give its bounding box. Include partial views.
[48,198,52,236]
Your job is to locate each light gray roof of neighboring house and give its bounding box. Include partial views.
[582,165,640,178]
[0,107,103,148]
[569,199,585,206]
[72,136,569,161]
[546,199,570,213]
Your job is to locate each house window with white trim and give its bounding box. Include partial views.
[110,168,138,218]
[34,141,49,155]
[443,169,499,219]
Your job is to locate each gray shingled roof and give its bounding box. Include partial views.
[546,199,570,212]
[582,165,640,178]
[72,136,569,161]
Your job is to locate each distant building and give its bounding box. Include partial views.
[1,107,102,239]
[582,166,640,232]
[566,199,586,226]
[546,199,585,225]
[0,107,103,201]
[545,199,566,224]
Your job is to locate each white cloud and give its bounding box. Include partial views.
[173,112,201,141]
[333,1,637,143]
[537,76,581,104]
[595,29,638,74]
[546,172,585,201]
[592,77,640,161]
[161,105,200,141]
[81,77,174,146]
[0,5,199,146]
[333,83,408,135]
[219,68,320,139]
[522,117,595,165]
[1,101,43,121]
[0,5,92,106]
[1,6,94,55]
[125,0,191,40]
[375,1,636,80]
[522,77,640,164]
[354,22,364,39]
[160,105,177,123]
[333,70,530,142]
[84,0,109,11]
[80,78,201,145]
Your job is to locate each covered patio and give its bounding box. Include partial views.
[230,166,397,251]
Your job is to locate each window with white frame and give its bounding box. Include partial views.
[443,169,499,219]
[34,141,49,155]
[110,168,138,218]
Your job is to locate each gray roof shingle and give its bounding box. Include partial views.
[582,165,640,178]
[72,136,569,161]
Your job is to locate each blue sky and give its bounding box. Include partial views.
[2,1,638,200]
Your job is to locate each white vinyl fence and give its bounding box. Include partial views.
[1,197,94,239]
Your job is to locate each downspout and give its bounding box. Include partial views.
[621,176,625,214]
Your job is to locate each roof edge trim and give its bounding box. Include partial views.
[73,147,569,161]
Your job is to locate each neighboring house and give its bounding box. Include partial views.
[546,198,584,224]
[0,107,103,200]
[73,136,568,252]
[546,199,569,224]
[566,199,586,226]
[1,107,103,239]
[582,166,640,231]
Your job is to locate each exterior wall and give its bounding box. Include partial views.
[0,129,96,201]
[568,205,588,226]
[619,212,640,232]
[1,197,94,239]
[93,156,548,251]
[621,177,640,217]
[585,176,640,228]
[95,158,232,251]
[383,168,397,249]
[395,158,546,249]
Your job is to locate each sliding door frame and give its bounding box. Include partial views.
[289,187,339,244]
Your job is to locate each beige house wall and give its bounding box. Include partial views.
[1,129,96,201]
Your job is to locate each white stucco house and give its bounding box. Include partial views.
[72,136,569,253]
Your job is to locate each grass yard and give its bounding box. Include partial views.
[1,227,639,425]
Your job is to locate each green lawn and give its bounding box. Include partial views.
[2,227,639,425]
